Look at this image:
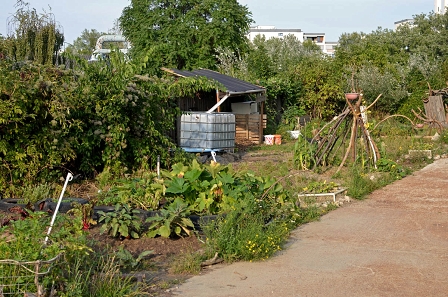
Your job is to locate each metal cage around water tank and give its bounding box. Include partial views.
[179,112,236,152]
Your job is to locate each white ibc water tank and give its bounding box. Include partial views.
[180,112,235,151]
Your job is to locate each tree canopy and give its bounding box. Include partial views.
[119,0,253,73]
[66,29,105,57]
[5,1,64,64]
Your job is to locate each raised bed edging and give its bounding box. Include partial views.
[297,188,347,203]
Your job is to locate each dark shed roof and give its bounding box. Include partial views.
[164,68,265,94]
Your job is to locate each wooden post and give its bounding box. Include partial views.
[259,100,264,144]
[216,89,221,112]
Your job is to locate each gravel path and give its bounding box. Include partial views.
[173,158,448,297]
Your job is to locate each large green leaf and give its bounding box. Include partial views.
[174,226,182,236]
[159,225,171,238]
[166,177,190,194]
[119,225,129,237]
[218,172,234,184]
[184,168,203,182]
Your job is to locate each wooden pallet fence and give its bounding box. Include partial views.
[235,114,267,144]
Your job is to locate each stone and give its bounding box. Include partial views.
[431,132,440,141]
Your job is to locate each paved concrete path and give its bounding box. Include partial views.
[173,159,448,297]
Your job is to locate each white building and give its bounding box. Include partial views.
[394,19,415,30]
[247,26,304,42]
[247,26,337,56]
[435,0,448,14]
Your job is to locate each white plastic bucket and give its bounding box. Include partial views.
[288,130,302,139]
[264,135,274,145]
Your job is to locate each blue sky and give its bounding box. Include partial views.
[0,0,434,44]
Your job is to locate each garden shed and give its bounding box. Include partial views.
[163,68,267,146]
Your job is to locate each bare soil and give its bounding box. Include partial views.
[86,227,204,266]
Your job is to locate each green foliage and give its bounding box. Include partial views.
[343,165,402,200]
[262,76,304,132]
[202,200,290,262]
[279,105,306,131]
[0,212,92,295]
[243,35,325,130]
[334,13,448,115]
[356,64,408,113]
[396,89,426,119]
[0,45,220,192]
[3,229,149,297]
[294,138,317,170]
[160,159,290,216]
[376,158,407,179]
[67,28,105,56]
[293,55,343,119]
[146,198,194,238]
[345,167,377,200]
[67,201,97,230]
[98,203,142,239]
[5,1,64,64]
[162,160,239,214]
[302,180,339,193]
[0,212,89,261]
[0,61,79,193]
[99,173,165,210]
[120,0,252,73]
[441,130,448,145]
[81,255,145,297]
[58,254,148,297]
[115,246,153,271]
[20,182,53,205]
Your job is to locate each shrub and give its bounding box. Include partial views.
[98,203,142,239]
[146,198,194,238]
[203,198,291,262]
[0,52,220,193]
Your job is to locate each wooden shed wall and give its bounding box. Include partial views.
[235,114,267,144]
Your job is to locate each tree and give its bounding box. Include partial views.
[67,29,105,57]
[119,0,252,73]
[6,1,64,64]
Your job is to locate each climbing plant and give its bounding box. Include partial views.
[0,47,221,194]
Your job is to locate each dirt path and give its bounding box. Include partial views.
[172,158,448,297]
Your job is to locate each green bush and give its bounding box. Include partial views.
[98,203,142,239]
[146,197,194,238]
[440,130,448,145]
[203,206,290,262]
[345,165,403,200]
[396,89,426,120]
[0,52,220,194]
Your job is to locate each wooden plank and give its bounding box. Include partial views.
[234,113,267,145]
[236,135,260,138]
